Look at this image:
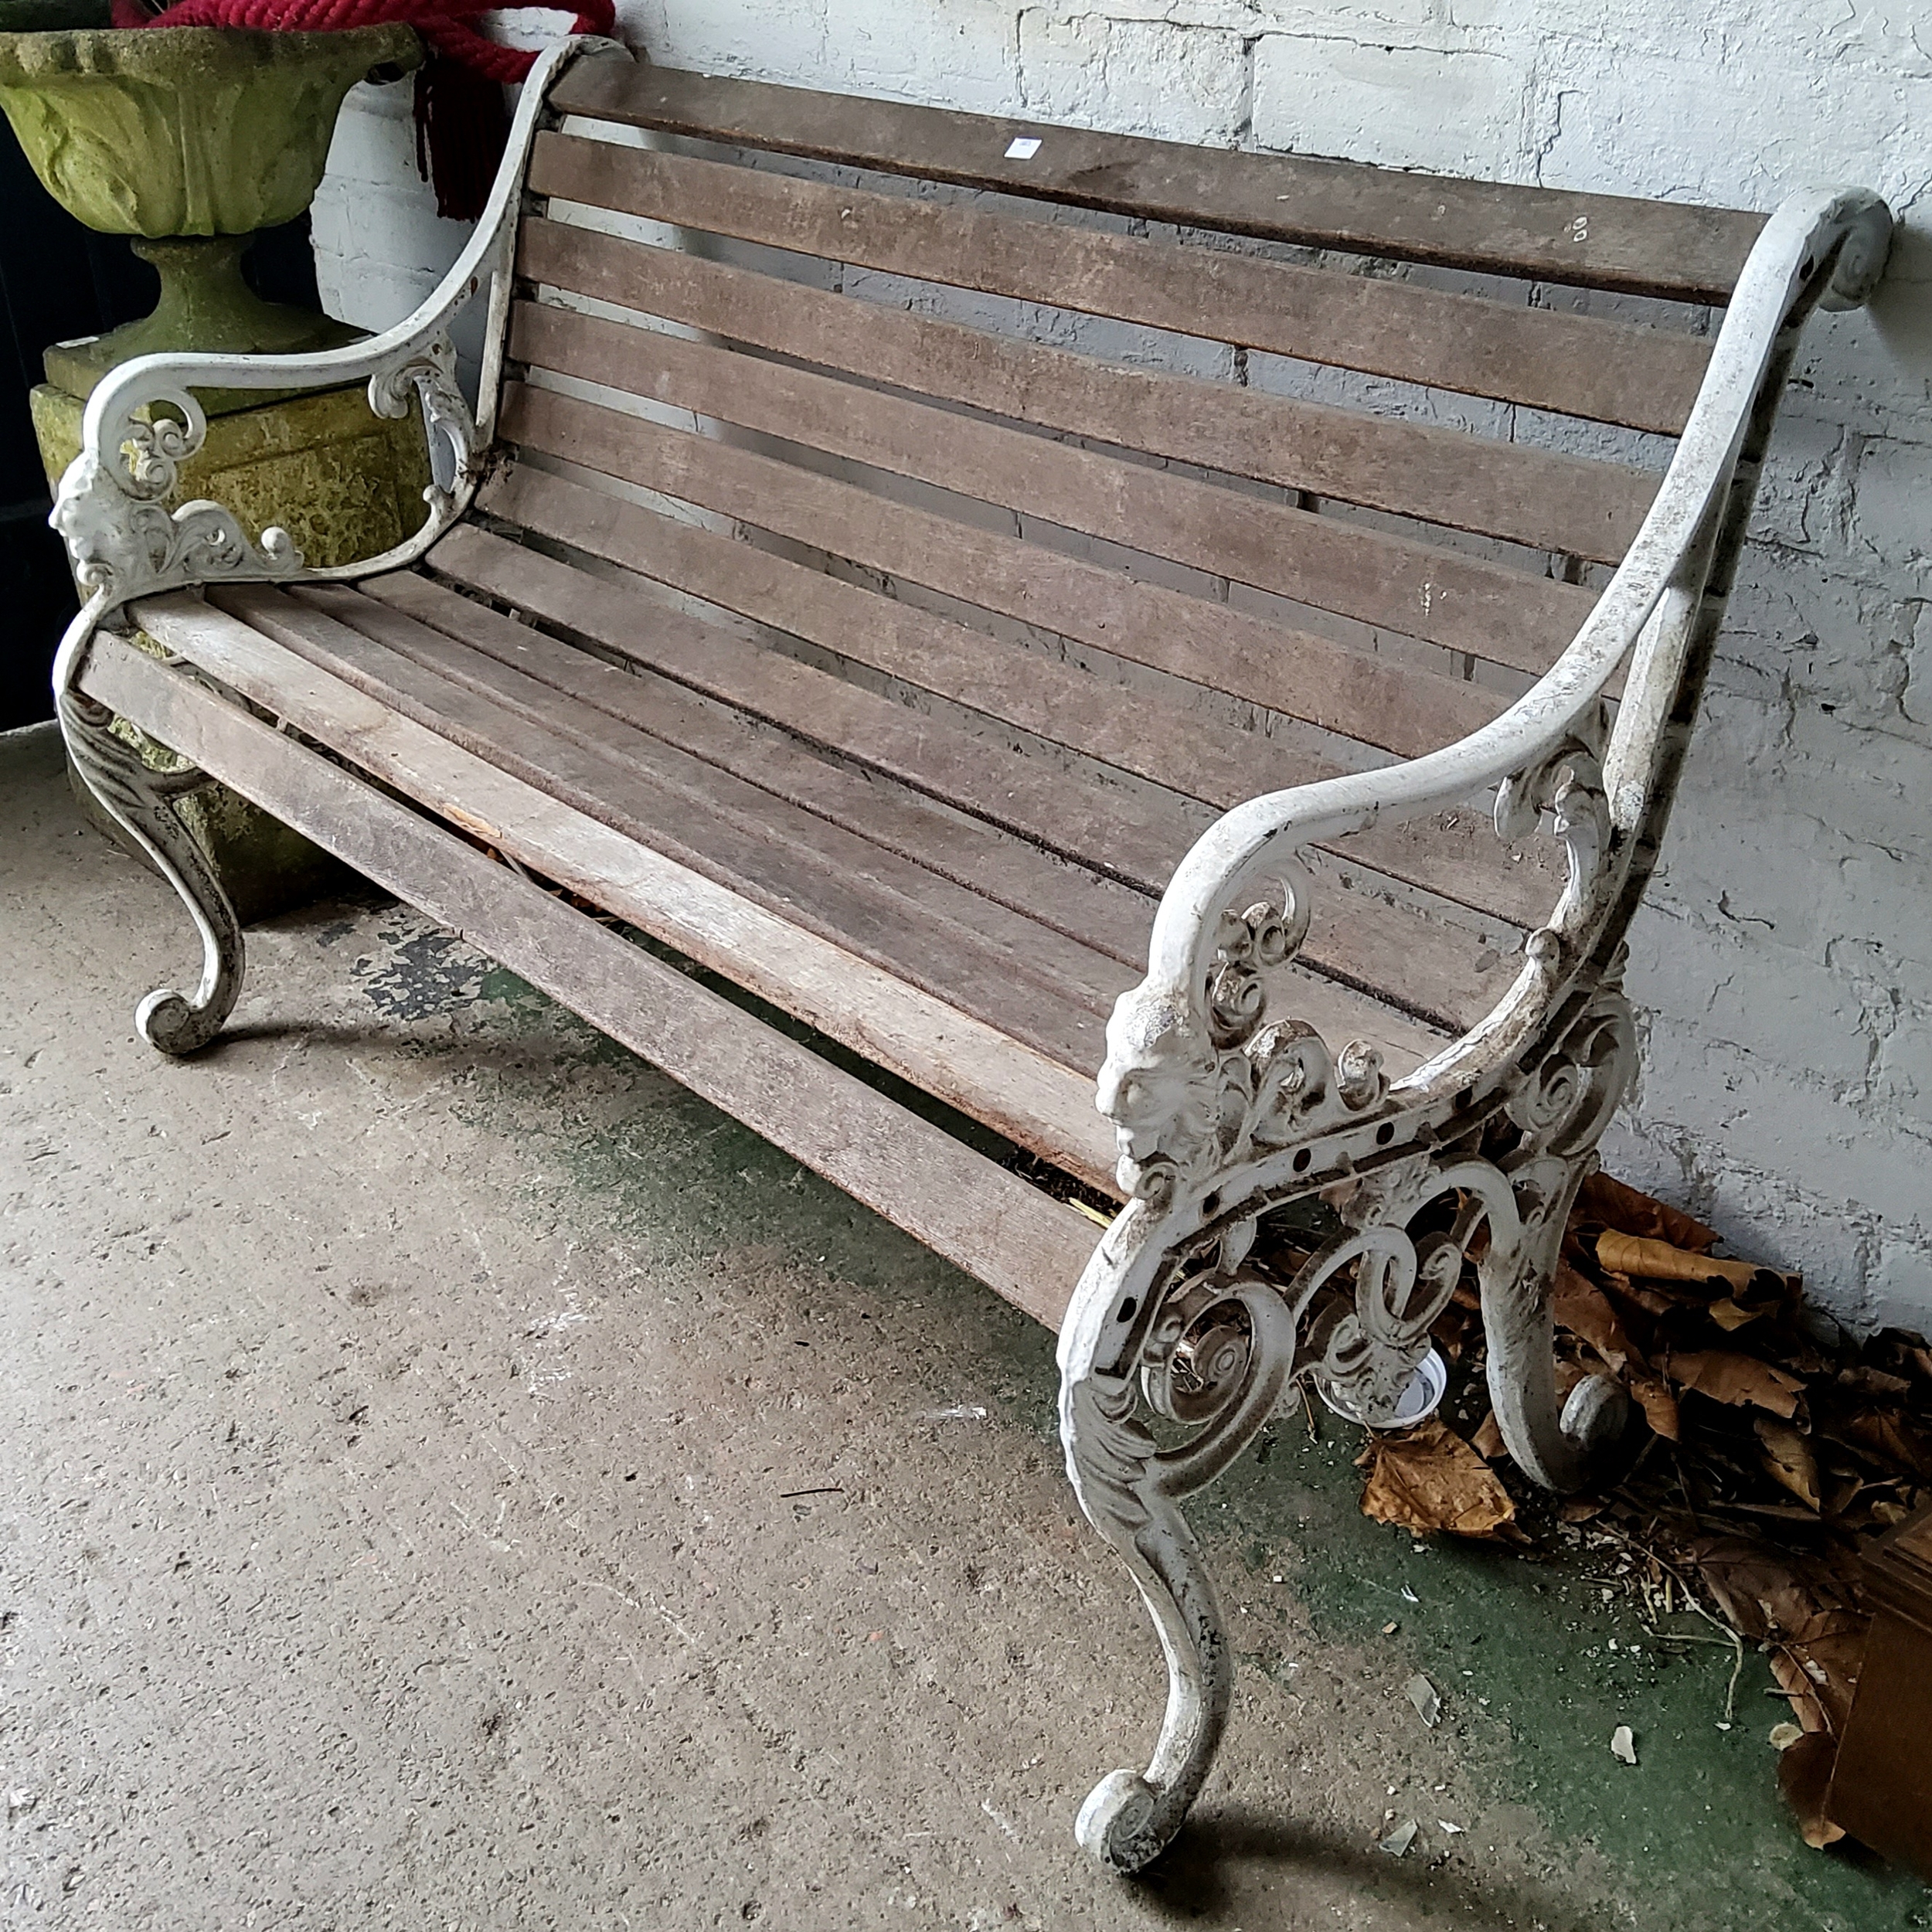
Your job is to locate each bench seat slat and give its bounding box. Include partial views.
[527,135,1712,437]
[437,510,1559,939]
[546,61,1765,304]
[355,570,1163,970]
[500,372,1590,689]
[353,573,1481,1051]
[515,221,1659,566]
[382,539,1522,1032]
[214,581,1136,1072]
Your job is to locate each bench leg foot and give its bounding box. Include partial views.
[1059,1236,1298,1873]
[1478,1163,1631,1493]
[60,684,244,1056]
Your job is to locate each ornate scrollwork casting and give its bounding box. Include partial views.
[1097,862,1386,1210]
[56,679,243,1056]
[367,335,481,525]
[52,393,301,609]
[1063,938,1640,1871]
[1495,700,1614,939]
[51,326,485,614]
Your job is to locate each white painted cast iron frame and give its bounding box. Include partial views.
[43,36,1892,1874]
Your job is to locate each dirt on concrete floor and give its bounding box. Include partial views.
[3,720,1922,1931]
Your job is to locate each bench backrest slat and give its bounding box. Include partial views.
[469,437,1560,935]
[503,307,1596,682]
[485,437,1502,776]
[546,60,1767,304]
[529,131,1709,437]
[518,197,1660,567]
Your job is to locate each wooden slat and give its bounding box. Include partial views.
[427,521,1192,899]
[84,621,1104,1322]
[436,510,1560,934]
[547,61,1765,304]
[485,445,1499,771]
[514,221,1658,566]
[527,136,1709,437]
[349,570,1164,972]
[359,563,1517,1035]
[210,582,1131,1072]
[127,590,1122,1189]
[499,372,1592,686]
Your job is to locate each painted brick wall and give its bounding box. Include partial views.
[311,2,1932,1322]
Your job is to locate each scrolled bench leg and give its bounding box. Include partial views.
[60,682,244,1056]
[1058,1219,1298,1872]
[1478,982,1641,1492]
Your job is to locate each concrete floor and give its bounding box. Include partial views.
[3,719,1923,1930]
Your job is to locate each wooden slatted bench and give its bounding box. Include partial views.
[49,38,1893,1872]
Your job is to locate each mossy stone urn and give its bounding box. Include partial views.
[0,21,420,404]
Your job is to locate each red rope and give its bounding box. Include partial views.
[122,0,614,82]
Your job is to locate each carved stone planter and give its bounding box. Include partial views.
[0,22,419,404]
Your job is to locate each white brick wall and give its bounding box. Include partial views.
[311,2,1932,1323]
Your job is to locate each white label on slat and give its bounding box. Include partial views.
[1005,136,1042,160]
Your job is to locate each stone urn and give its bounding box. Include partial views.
[0,22,420,403]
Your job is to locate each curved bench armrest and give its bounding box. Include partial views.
[49,36,631,617]
[1099,184,1892,1200]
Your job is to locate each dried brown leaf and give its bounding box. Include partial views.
[1685,1535,1829,1642]
[1575,1173,1719,1253]
[1627,1364,1682,1441]
[1597,1233,1798,1295]
[1666,1349,1804,1419]
[1777,1730,1847,1849]
[1829,1409,1932,1483]
[1551,1264,1636,1372]
[1755,1417,1821,1511]
[1600,1268,1699,1319]
[1787,1612,1869,1736]
[1770,1647,1829,1733]
[1836,1364,1911,1400]
[1361,1418,1517,1541]
[1470,1410,1505,1461]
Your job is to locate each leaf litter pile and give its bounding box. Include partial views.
[1336,1172,1926,1852]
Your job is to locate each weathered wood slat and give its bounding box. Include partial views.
[351,570,1165,972]
[510,244,1655,567]
[484,451,1499,772]
[474,463,1552,964]
[359,563,1516,1034]
[125,591,1125,1188]
[546,62,1764,304]
[427,521,1197,899]
[436,510,1560,934]
[526,138,1710,437]
[498,373,1593,687]
[212,582,1133,1072]
[83,621,1105,1321]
